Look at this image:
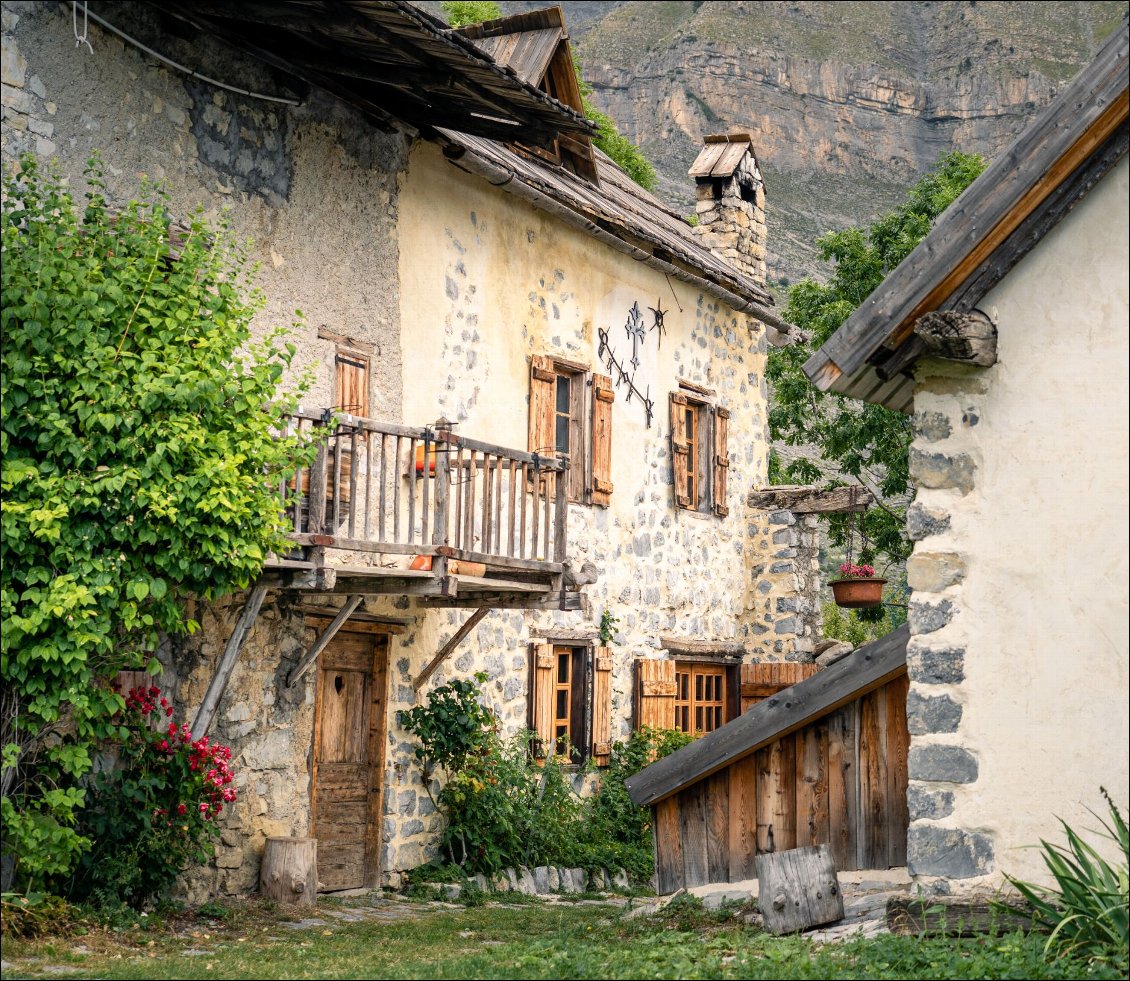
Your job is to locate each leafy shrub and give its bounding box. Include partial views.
[1005,789,1129,971]
[1,154,310,890]
[65,686,237,909]
[402,675,690,881]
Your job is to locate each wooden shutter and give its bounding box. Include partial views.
[335,352,369,417]
[712,405,730,517]
[669,392,690,509]
[528,355,557,496]
[634,659,676,731]
[591,373,614,507]
[740,662,819,714]
[530,643,555,760]
[528,355,556,456]
[591,647,613,765]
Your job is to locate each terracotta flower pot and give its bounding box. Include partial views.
[829,577,887,609]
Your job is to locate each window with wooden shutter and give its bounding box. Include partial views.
[712,406,730,516]
[591,647,613,765]
[530,355,592,503]
[634,659,676,731]
[669,392,691,509]
[674,662,729,737]
[335,351,369,417]
[529,642,556,760]
[590,373,614,507]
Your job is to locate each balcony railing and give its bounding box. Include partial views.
[280,409,568,572]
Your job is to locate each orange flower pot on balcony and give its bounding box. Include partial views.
[415,445,439,475]
[829,577,887,609]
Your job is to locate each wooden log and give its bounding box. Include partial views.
[747,484,874,514]
[756,844,844,936]
[260,837,318,907]
[660,636,746,657]
[887,897,1037,937]
[913,310,998,366]
[413,606,490,690]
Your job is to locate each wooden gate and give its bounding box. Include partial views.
[312,631,388,891]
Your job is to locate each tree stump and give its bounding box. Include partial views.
[260,837,318,907]
[756,843,843,935]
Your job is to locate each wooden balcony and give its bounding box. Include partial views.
[262,409,583,610]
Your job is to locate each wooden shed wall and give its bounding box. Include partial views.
[652,672,909,892]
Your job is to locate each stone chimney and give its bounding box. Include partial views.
[689,133,767,285]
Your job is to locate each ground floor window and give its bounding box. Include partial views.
[675,662,728,736]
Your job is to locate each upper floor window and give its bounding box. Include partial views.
[669,386,729,516]
[529,355,614,506]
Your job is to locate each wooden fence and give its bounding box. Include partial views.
[280,409,568,567]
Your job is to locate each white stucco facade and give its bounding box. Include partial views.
[905,154,1130,889]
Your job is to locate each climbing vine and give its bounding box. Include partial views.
[0,155,312,889]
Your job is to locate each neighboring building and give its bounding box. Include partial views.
[803,22,1128,892]
[2,1,825,896]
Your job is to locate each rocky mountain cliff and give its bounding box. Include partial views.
[490,1,1125,285]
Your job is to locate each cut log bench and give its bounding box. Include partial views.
[260,837,318,907]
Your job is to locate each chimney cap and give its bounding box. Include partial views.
[689,134,759,179]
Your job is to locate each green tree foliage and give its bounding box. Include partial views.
[439,1,658,191]
[0,156,311,889]
[767,151,986,568]
[441,1,501,28]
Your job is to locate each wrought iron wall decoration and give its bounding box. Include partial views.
[597,298,668,429]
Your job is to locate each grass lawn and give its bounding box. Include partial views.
[1,894,1124,980]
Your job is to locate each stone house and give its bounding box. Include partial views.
[3,1,828,895]
[803,21,1128,892]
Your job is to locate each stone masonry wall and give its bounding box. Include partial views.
[902,364,991,892]
[1,0,407,416]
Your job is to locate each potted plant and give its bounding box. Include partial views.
[829,562,887,609]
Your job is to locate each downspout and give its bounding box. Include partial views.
[438,142,800,342]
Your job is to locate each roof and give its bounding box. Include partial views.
[438,129,783,322]
[148,0,594,146]
[689,133,760,179]
[625,624,910,808]
[803,21,1129,412]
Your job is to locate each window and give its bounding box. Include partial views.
[335,350,370,417]
[669,389,729,516]
[530,643,613,765]
[528,355,614,506]
[635,658,737,738]
[674,663,727,736]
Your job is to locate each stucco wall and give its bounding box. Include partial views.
[905,155,1130,892]
[1,0,406,415]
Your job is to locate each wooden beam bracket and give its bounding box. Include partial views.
[747,484,875,514]
[192,582,269,736]
[413,607,491,691]
[286,594,364,688]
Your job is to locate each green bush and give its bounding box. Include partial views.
[1,155,310,890]
[1005,789,1129,971]
[402,676,690,881]
[66,685,237,909]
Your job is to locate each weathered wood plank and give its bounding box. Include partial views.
[412,607,490,690]
[625,625,909,808]
[661,637,746,657]
[727,755,759,883]
[678,784,709,888]
[826,702,859,872]
[654,796,684,895]
[796,720,830,849]
[885,674,910,867]
[858,687,889,870]
[757,844,844,936]
[286,594,364,688]
[747,484,874,514]
[704,772,730,883]
[756,737,796,855]
[192,583,268,735]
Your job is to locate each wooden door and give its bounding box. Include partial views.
[312,631,388,891]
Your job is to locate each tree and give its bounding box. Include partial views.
[0,156,311,889]
[767,151,986,570]
[440,1,658,191]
